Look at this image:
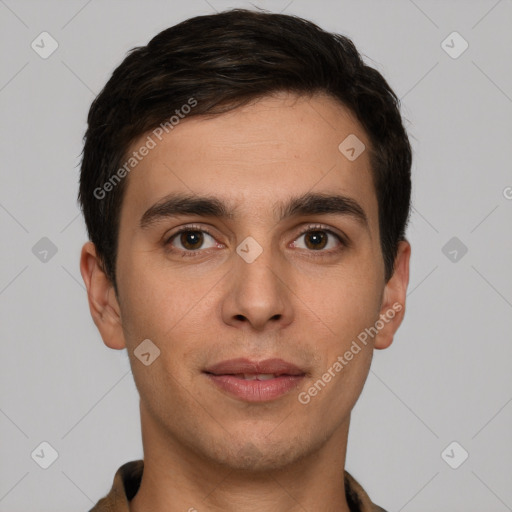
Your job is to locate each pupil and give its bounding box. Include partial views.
[182,231,202,249]
[307,231,326,250]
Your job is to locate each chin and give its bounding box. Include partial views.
[204,430,319,473]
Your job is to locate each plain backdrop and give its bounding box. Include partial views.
[0,1,511,511]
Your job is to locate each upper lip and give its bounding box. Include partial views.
[204,358,305,376]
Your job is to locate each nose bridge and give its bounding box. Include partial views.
[235,231,282,295]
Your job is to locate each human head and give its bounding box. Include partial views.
[78,8,412,482]
[78,8,411,294]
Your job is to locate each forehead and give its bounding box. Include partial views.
[119,92,378,231]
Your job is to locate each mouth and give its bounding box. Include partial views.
[203,358,306,402]
[222,373,288,381]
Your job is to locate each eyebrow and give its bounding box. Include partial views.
[139,192,369,230]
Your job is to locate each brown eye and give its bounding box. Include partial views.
[291,227,344,253]
[304,230,328,250]
[166,229,217,253]
[179,231,204,250]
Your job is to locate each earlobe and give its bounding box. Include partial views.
[79,241,126,350]
[374,240,411,350]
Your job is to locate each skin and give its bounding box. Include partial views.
[80,91,410,512]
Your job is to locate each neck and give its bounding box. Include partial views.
[130,404,352,512]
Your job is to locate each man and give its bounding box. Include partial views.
[79,8,411,512]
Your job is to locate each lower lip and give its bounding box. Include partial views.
[205,374,304,402]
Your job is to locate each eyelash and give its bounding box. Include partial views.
[164,223,347,258]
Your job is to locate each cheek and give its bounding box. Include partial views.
[117,263,218,387]
[305,265,382,334]
[117,253,199,340]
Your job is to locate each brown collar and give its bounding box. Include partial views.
[89,460,387,512]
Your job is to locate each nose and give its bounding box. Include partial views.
[221,240,294,332]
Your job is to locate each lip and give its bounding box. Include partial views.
[203,358,306,402]
[204,358,305,376]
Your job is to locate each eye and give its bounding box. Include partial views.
[164,223,346,258]
[165,225,219,256]
[291,225,345,253]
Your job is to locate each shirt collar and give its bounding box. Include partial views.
[89,460,387,512]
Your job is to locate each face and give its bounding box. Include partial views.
[81,92,409,472]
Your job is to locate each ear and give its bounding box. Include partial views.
[374,240,411,350]
[79,241,126,350]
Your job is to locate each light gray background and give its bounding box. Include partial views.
[1,0,511,511]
